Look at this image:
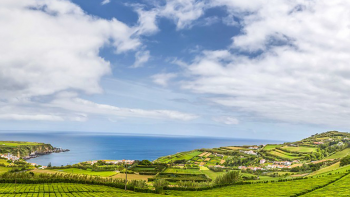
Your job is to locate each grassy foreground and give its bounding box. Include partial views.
[0,183,157,197]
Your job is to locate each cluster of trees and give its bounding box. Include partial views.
[224,155,257,167]
[290,161,334,172]
[340,155,350,166]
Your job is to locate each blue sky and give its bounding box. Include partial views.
[1,0,349,140]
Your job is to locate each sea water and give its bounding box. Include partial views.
[0,132,283,166]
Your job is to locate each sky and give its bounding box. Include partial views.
[1,0,350,141]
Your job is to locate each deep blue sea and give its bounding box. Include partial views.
[0,132,283,166]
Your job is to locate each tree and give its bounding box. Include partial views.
[139,160,152,165]
[47,162,52,168]
[340,155,350,166]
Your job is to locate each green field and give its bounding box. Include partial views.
[269,149,300,159]
[281,146,316,153]
[168,172,345,196]
[304,173,350,196]
[308,163,350,177]
[0,141,42,147]
[164,168,202,174]
[51,168,116,177]
[0,183,157,196]
[325,148,350,159]
[263,144,281,151]
[156,151,203,163]
[308,162,340,176]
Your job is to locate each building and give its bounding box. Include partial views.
[242,150,257,155]
[314,142,324,145]
[260,159,266,164]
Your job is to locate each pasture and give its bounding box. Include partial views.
[164,168,202,174]
[325,148,350,159]
[0,141,42,147]
[269,149,300,160]
[263,144,282,151]
[281,146,316,153]
[50,168,116,177]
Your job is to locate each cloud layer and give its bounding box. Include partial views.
[179,0,350,127]
[0,0,196,122]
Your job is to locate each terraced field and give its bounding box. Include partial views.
[263,144,282,150]
[269,149,301,160]
[280,146,317,153]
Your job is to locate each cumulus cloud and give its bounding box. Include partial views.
[180,0,350,127]
[213,116,239,125]
[151,73,178,87]
[0,0,141,100]
[133,0,208,31]
[0,0,197,122]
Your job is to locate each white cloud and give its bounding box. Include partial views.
[180,0,350,127]
[101,0,110,5]
[213,116,239,125]
[152,73,178,87]
[0,0,197,123]
[47,95,197,121]
[133,0,208,31]
[0,0,141,100]
[132,50,150,68]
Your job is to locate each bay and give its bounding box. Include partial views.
[0,132,283,166]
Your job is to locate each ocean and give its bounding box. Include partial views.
[0,132,283,166]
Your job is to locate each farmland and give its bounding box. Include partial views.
[280,146,317,153]
[0,183,157,197]
[268,149,301,160]
[50,168,116,177]
[304,173,350,196]
[168,172,346,196]
[263,144,282,150]
[325,148,350,159]
[0,141,43,147]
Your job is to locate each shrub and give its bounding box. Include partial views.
[340,155,350,166]
[214,170,241,185]
[153,179,168,194]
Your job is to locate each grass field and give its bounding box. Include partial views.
[308,162,340,176]
[223,146,245,150]
[0,183,158,196]
[164,168,202,174]
[269,149,300,159]
[111,173,154,181]
[325,148,350,159]
[156,151,203,163]
[169,172,345,196]
[50,168,116,177]
[0,166,10,174]
[304,173,350,196]
[0,159,9,166]
[263,144,281,151]
[0,141,42,147]
[280,146,316,153]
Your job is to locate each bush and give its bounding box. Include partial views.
[340,155,350,166]
[153,179,168,194]
[214,170,241,185]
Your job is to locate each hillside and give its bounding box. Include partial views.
[0,141,54,158]
[1,131,350,196]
